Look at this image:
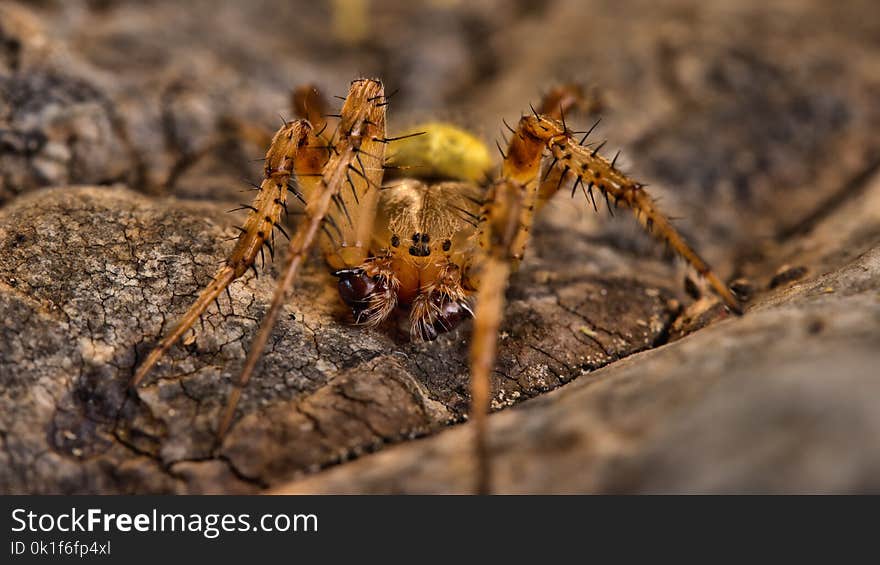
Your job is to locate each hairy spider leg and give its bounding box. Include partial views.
[520,114,742,312]
[217,78,388,438]
[467,183,522,495]
[464,108,553,493]
[132,85,343,389]
[130,120,313,388]
[466,110,741,494]
[292,84,329,133]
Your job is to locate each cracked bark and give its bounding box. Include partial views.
[1,0,879,493]
[0,186,674,493]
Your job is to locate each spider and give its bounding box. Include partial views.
[131,78,741,493]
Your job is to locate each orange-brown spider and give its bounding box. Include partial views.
[131,78,741,493]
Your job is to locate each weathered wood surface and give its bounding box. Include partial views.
[0,0,878,493]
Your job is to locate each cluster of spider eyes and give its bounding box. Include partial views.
[389,232,452,257]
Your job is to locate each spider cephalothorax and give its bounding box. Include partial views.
[131,78,741,493]
[349,177,484,340]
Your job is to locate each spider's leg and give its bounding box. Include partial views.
[519,114,741,313]
[217,78,387,438]
[219,83,332,155]
[293,82,385,271]
[467,109,740,493]
[292,84,329,133]
[468,256,510,495]
[465,119,551,493]
[468,183,526,494]
[131,120,313,388]
[537,83,586,121]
